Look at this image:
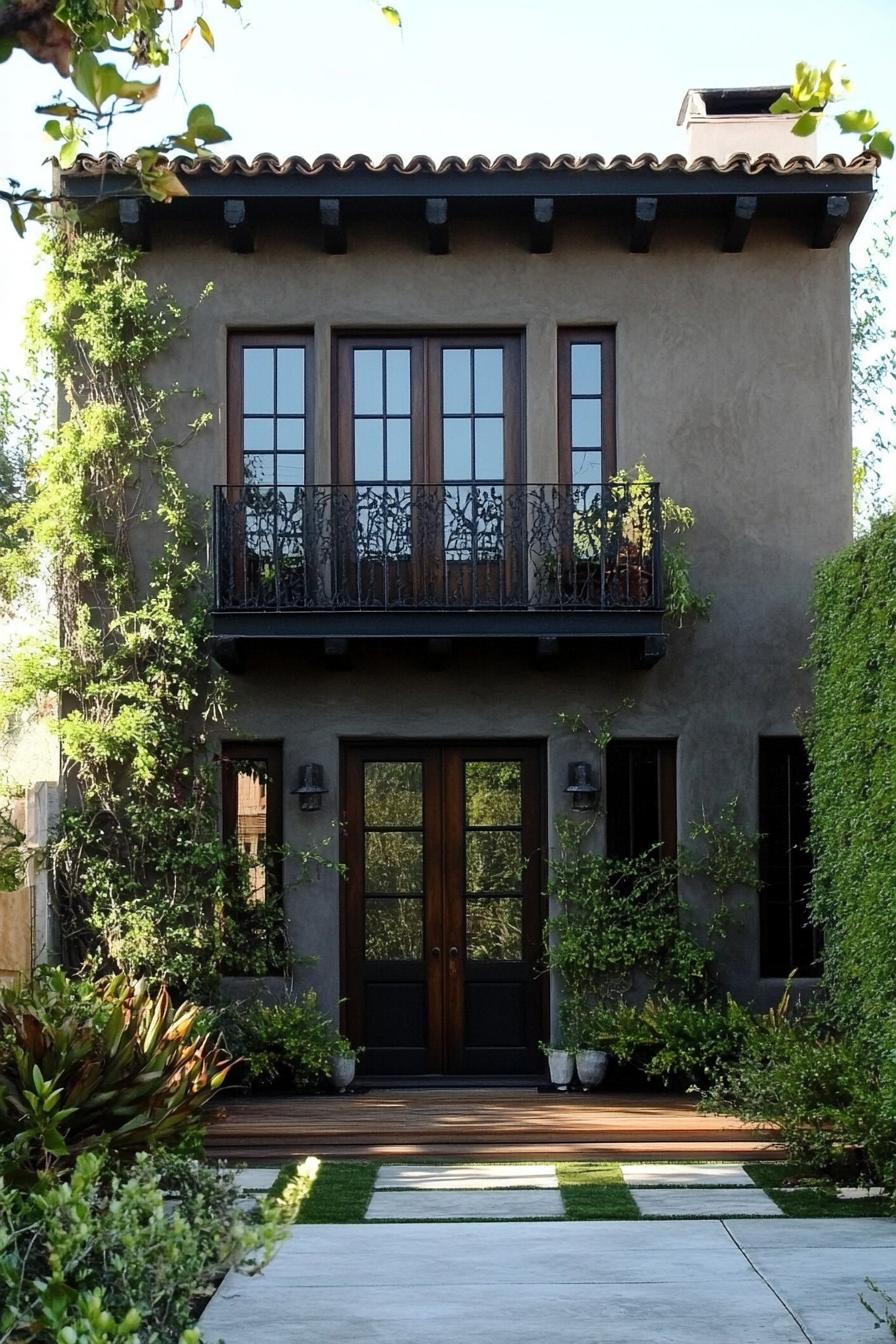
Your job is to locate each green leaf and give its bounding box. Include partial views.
[836,109,878,135]
[187,103,217,130]
[36,103,80,119]
[0,35,14,63]
[792,111,819,138]
[197,16,215,49]
[58,139,79,169]
[868,130,895,160]
[769,93,799,116]
[8,203,25,238]
[44,120,64,141]
[380,4,402,25]
[117,77,161,105]
[222,0,242,8]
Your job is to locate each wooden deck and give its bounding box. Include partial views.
[205,1087,784,1162]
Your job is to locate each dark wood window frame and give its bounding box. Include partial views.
[220,739,284,896]
[557,328,617,484]
[226,332,314,487]
[605,738,677,862]
[334,332,524,486]
[758,736,818,979]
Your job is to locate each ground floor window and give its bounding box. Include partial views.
[605,739,677,861]
[758,737,818,978]
[220,742,284,973]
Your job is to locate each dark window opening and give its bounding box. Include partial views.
[759,737,819,978]
[606,740,677,862]
[221,740,284,973]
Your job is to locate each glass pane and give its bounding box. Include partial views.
[276,348,304,414]
[386,419,411,482]
[386,349,411,415]
[244,454,274,484]
[571,343,601,396]
[474,348,503,413]
[276,418,304,454]
[572,450,602,484]
[243,348,274,414]
[572,397,601,449]
[466,897,523,961]
[443,419,472,481]
[365,761,423,827]
[354,349,383,414]
[276,454,303,486]
[244,418,274,452]
[365,830,423,893]
[465,760,521,826]
[365,897,423,960]
[466,828,523,893]
[234,759,269,903]
[442,348,471,413]
[355,419,384,481]
[474,418,504,481]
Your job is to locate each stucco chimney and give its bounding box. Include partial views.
[678,86,816,162]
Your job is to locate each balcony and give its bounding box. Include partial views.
[211,481,666,663]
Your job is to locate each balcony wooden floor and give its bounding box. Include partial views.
[205,1087,784,1163]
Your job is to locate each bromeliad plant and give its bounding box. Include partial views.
[0,968,234,1177]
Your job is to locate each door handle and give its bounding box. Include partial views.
[431,946,441,959]
[448,946,459,958]
[448,945,459,974]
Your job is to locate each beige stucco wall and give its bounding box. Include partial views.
[135,206,855,1020]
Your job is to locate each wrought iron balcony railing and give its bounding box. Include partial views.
[212,481,664,616]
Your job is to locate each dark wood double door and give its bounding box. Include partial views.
[342,742,545,1075]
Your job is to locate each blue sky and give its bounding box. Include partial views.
[1,0,895,472]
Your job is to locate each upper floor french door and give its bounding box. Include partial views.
[335,334,523,607]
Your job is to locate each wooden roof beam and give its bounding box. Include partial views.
[320,198,347,253]
[630,196,657,253]
[425,197,449,254]
[118,198,149,250]
[722,195,757,252]
[813,195,849,248]
[530,197,554,253]
[224,199,254,253]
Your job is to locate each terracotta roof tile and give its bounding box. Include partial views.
[66,150,878,179]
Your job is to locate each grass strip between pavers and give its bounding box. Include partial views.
[556,1162,640,1220]
[270,1158,378,1223]
[745,1162,895,1219]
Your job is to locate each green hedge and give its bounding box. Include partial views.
[809,511,896,1084]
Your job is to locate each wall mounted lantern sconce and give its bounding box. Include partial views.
[565,760,599,811]
[292,762,328,811]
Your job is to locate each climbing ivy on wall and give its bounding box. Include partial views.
[808,512,896,1087]
[0,227,295,998]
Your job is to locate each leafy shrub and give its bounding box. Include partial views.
[219,992,341,1092]
[0,1145,315,1343]
[0,968,234,1176]
[583,994,754,1089]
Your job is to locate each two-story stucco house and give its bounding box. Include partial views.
[63,87,874,1078]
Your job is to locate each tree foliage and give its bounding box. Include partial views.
[772,61,893,159]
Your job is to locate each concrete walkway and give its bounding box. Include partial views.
[201,1217,896,1343]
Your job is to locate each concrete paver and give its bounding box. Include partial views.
[366,1188,565,1219]
[631,1187,783,1218]
[620,1161,753,1186]
[374,1162,558,1189]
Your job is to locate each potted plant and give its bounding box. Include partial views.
[329,1036,359,1093]
[541,1042,574,1090]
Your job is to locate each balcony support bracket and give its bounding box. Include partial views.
[210,636,244,675]
[224,198,254,253]
[535,636,561,667]
[119,198,150,250]
[323,637,352,667]
[630,196,657,253]
[813,195,849,249]
[530,197,554,253]
[633,633,667,669]
[426,637,453,668]
[320,198,347,253]
[425,197,450,254]
[722,195,757,253]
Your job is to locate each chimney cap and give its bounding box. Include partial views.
[678,86,789,125]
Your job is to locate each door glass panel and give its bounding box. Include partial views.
[243,348,274,413]
[442,348,471,413]
[571,342,601,396]
[233,758,269,903]
[474,418,504,481]
[465,761,521,826]
[365,830,423,893]
[365,897,423,960]
[364,761,423,827]
[571,398,601,448]
[242,344,306,490]
[466,897,523,961]
[466,829,523,893]
[354,349,383,415]
[474,348,503,414]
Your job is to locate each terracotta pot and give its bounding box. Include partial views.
[575,1049,609,1090]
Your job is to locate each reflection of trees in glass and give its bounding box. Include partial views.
[364,761,423,826]
[465,761,520,826]
[228,758,269,903]
[364,831,423,893]
[466,898,523,961]
[466,830,523,893]
[365,897,423,960]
